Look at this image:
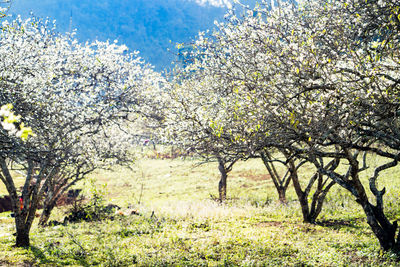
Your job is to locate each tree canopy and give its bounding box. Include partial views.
[0,16,164,247]
[162,0,400,252]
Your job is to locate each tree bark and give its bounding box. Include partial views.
[217,157,228,202]
[39,202,55,226]
[321,150,400,251]
[38,181,70,226]
[362,201,398,251]
[278,189,287,203]
[290,166,312,222]
[289,159,336,224]
[352,175,399,251]
[15,225,30,247]
[14,206,33,247]
[39,182,62,226]
[309,176,335,223]
[260,150,291,204]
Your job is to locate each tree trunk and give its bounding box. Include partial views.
[290,157,338,224]
[15,226,30,247]
[39,185,62,226]
[218,177,227,202]
[289,163,312,223]
[218,159,228,202]
[14,212,32,247]
[260,150,291,204]
[278,188,287,204]
[370,213,397,251]
[345,154,399,251]
[298,196,312,223]
[355,187,399,251]
[309,177,335,223]
[39,201,55,226]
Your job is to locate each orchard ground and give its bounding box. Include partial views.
[1,148,400,266]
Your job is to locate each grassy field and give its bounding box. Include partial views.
[1,149,400,266]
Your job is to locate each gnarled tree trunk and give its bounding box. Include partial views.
[346,151,400,251]
[288,157,337,224]
[15,220,30,247]
[359,197,399,251]
[216,156,237,203]
[314,149,400,251]
[0,158,51,247]
[39,182,70,226]
[218,166,228,202]
[217,157,228,202]
[260,150,291,204]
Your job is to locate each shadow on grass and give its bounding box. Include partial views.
[317,218,364,230]
[29,245,91,266]
[29,246,48,264]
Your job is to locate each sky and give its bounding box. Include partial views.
[7,0,236,71]
[193,0,232,8]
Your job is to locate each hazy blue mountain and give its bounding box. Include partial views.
[9,0,233,71]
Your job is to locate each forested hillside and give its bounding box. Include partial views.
[9,0,230,70]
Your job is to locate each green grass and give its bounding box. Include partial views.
[1,150,400,266]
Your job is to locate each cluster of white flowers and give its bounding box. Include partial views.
[0,104,19,132]
[0,104,33,141]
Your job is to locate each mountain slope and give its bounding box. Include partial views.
[9,0,231,70]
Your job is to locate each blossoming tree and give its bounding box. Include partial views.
[0,17,164,247]
[171,0,400,251]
